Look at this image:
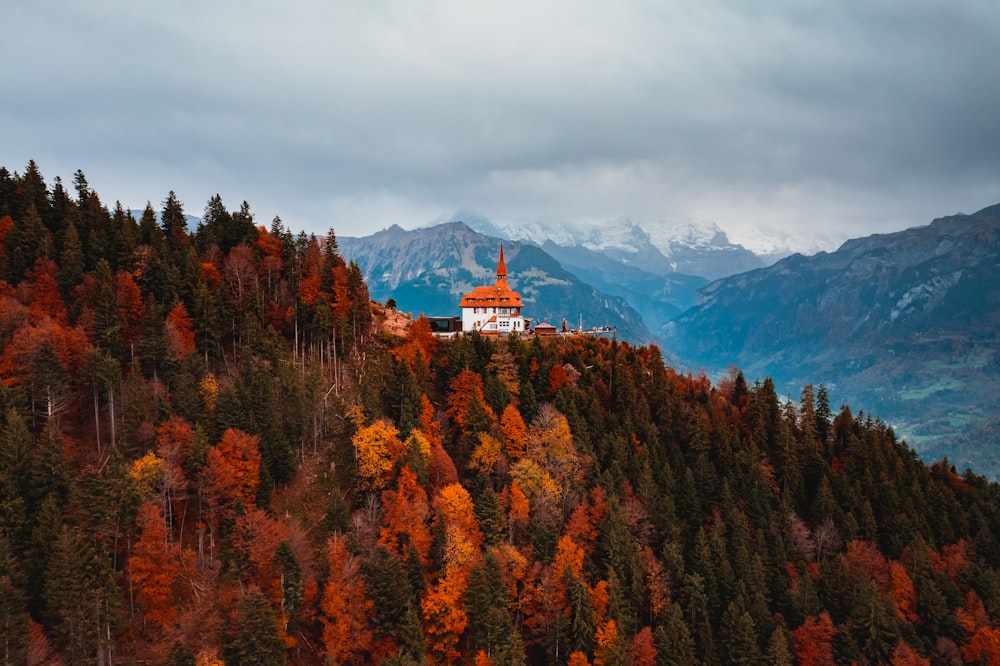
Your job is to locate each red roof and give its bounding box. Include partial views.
[460,284,524,308]
[459,246,524,309]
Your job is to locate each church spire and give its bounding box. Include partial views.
[496,244,507,279]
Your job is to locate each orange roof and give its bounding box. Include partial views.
[459,245,525,308]
[460,283,524,308]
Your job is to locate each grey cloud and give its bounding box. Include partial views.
[3,0,999,246]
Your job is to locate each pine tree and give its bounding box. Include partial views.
[225,589,287,666]
[0,537,29,665]
[43,525,117,663]
[719,600,764,665]
[654,603,697,666]
[465,551,518,661]
[57,220,84,298]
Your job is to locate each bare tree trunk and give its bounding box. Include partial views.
[108,387,116,449]
[93,382,102,455]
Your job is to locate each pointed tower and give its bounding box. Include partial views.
[497,244,507,279]
[496,244,509,289]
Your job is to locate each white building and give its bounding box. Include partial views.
[459,246,526,335]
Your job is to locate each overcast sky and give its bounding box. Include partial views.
[4,0,999,252]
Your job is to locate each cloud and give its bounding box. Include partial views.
[3,0,999,248]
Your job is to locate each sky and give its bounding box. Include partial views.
[4,0,1000,253]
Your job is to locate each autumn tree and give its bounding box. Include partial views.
[499,404,528,466]
[202,428,262,530]
[379,465,433,566]
[792,612,836,666]
[321,533,374,664]
[128,500,183,630]
[353,419,405,491]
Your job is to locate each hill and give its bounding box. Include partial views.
[3,162,1000,664]
[662,204,1000,476]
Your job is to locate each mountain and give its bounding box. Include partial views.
[452,213,759,335]
[339,221,654,342]
[663,203,1000,476]
[538,240,708,328]
[10,163,1000,664]
[460,214,765,281]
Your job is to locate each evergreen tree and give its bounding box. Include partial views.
[6,203,51,282]
[0,537,29,665]
[58,220,85,297]
[465,551,519,661]
[165,640,197,666]
[719,600,764,665]
[224,589,287,666]
[43,525,117,663]
[654,603,697,666]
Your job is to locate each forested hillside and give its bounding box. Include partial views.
[2,162,1000,665]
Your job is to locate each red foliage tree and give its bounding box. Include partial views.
[632,626,658,666]
[128,501,181,630]
[115,270,145,343]
[165,302,196,359]
[379,465,433,566]
[202,428,262,523]
[231,508,291,609]
[792,612,837,666]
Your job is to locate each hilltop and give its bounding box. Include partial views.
[1,162,1000,664]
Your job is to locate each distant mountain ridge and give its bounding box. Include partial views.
[459,213,765,281]
[663,203,1000,476]
[339,222,654,343]
[448,212,768,336]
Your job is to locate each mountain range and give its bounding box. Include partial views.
[662,203,1000,477]
[341,205,1000,477]
[338,222,653,342]
[459,212,766,280]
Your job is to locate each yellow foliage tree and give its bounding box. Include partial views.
[405,429,432,463]
[470,432,503,475]
[128,451,164,497]
[353,419,404,491]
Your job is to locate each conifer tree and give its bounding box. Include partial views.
[225,589,287,666]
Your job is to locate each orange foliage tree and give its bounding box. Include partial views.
[321,533,374,663]
[422,572,469,665]
[202,428,262,521]
[500,404,527,460]
[165,302,196,359]
[129,501,183,630]
[392,315,438,377]
[792,612,837,666]
[594,619,620,666]
[446,367,496,437]
[379,465,433,566]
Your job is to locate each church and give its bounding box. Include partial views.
[459,246,527,335]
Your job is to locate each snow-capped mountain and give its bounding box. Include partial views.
[449,212,764,281]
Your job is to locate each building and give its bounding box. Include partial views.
[459,246,526,335]
[533,321,557,336]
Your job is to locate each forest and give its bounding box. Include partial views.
[2,161,1000,665]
